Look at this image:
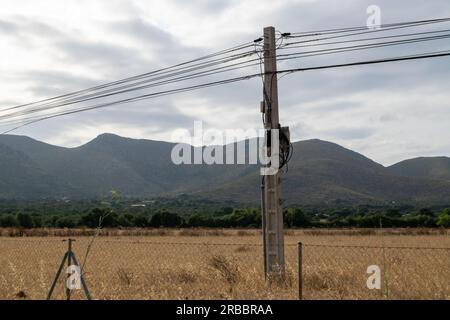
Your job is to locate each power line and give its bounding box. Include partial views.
[1,48,257,114]
[276,34,450,62]
[7,18,450,121]
[0,56,261,121]
[2,50,449,134]
[3,19,450,134]
[278,28,450,50]
[276,51,450,75]
[6,17,449,115]
[287,17,450,37]
[1,74,259,134]
[284,18,450,46]
[2,41,257,112]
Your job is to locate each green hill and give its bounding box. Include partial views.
[0,133,449,206]
[388,157,450,181]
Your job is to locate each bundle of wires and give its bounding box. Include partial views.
[1,17,450,134]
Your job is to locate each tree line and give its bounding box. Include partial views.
[0,207,449,228]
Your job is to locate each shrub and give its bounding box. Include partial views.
[80,208,118,228]
[16,213,34,228]
[0,215,19,227]
[285,208,310,227]
[150,210,182,227]
[437,209,450,227]
[55,216,78,228]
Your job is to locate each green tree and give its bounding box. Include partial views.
[32,215,43,228]
[0,215,19,227]
[56,216,78,228]
[229,208,261,227]
[385,208,401,217]
[150,210,182,227]
[133,215,150,227]
[417,208,434,217]
[80,208,117,228]
[285,208,310,227]
[402,214,436,227]
[216,207,234,215]
[117,213,135,227]
[186,213,214,227]
[16,213,34,228]
[437,209,450,227]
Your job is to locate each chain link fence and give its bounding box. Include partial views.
[300,243,450,300]
[0,236,449,300]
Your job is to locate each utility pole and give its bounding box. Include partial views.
[261,26,285,276]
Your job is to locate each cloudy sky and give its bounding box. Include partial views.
[0,0,449,165]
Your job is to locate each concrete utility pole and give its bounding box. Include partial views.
[261,26,285,276]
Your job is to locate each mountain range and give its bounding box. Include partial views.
[0,133,449,206]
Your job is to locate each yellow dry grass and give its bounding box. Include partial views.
[0,228,449,300]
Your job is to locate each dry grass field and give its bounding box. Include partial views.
[0,228,449,300]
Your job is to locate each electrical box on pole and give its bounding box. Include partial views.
[261,26,285,277]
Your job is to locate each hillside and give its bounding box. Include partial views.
[198,140,450,205]
[0,133,449,205]
[388,157,450,181]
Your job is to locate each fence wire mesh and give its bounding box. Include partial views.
[0,236,449,300]
[301,244,450,300]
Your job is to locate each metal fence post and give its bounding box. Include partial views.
[66,238,73,300]
[297,242,303,300]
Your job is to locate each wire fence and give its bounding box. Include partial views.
[0,237,449,300]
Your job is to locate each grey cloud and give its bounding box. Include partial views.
[2,0,450,165]
[108,18,176,45]
[0,18,155,74]
[7,99,197,147]
[171,0,236,14]
[0,20,18,33]
[22,19,62,38]
[379,114,400,122]
[319,126,376,140]
[275,0,450,34]
[88,100,197,128]
[303,101,362,113]
[0,100,21,108]
[280,58,450,112]
[16,70,98,97]
[106,18,205,67]
[0,17,62,45]
[56,39,146,70]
